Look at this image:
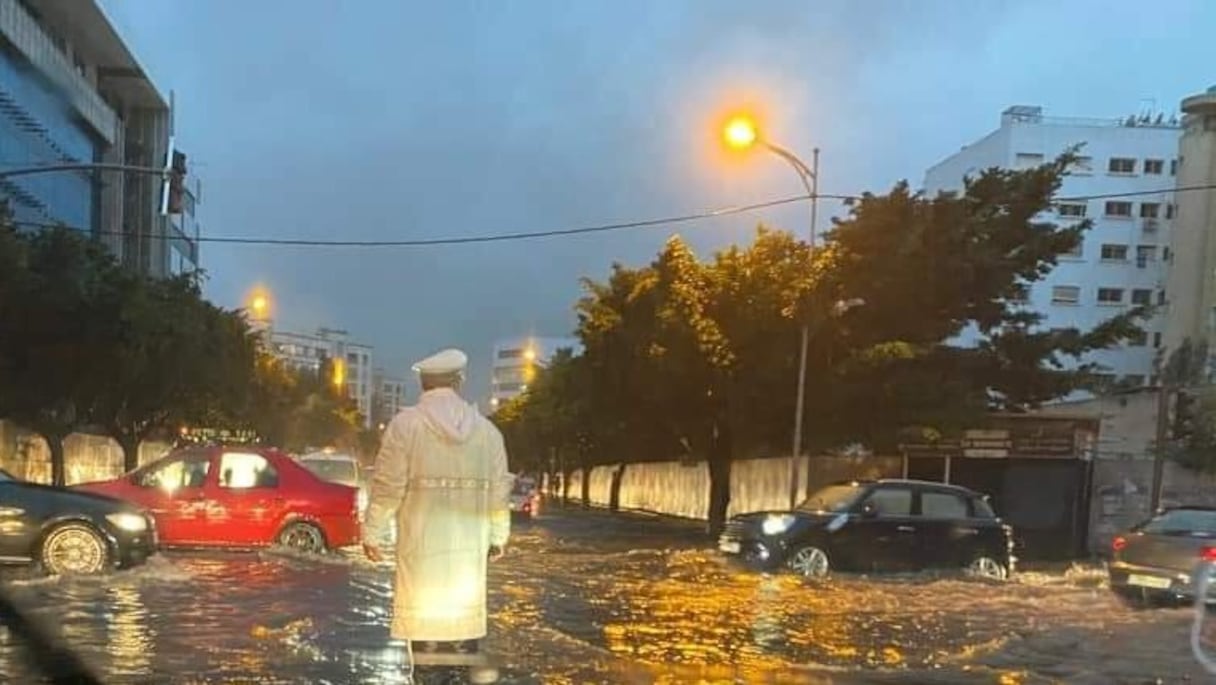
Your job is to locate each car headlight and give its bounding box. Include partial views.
[106,512,148,533]
[762,513,796,536]
[357,489,369,512]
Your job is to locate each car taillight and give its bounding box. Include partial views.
[1201,546,1216,563]
[1112,535,1128,553]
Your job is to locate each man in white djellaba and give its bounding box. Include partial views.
[362,348,512,677]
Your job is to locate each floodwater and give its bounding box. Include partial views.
[0,506,1211,684]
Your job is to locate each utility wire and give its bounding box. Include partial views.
[4,185,1214,249]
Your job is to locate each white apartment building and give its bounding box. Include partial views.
[489,336,581,408]
[372,371,407,427]
[267,327,374,427]
[924,105,1182,390]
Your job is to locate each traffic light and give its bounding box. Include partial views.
[1173,389,1196,441]
[165,150,187,215]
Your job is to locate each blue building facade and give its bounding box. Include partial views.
[0,39,100,232]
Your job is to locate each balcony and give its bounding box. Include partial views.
[0,0,117,143]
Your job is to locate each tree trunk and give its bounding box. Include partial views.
[48,433,66,487]
[609,463,626,512]
[706,418,734,537]
[117,430,140,473]
[561,469,573,505]
[580,463,592,509]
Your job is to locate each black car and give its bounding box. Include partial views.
[1109,505,1216,602]
[0,469,156,575]
[719,479,1014,579]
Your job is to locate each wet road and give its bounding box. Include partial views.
[0,505,1212,684]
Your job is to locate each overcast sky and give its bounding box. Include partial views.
[100,0,1216,401]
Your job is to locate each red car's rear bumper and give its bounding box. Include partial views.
[318,513,360,547]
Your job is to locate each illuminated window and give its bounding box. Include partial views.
[138,455,211,491]
[218,453,279,489]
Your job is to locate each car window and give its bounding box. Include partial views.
[218,453,279,489]
[138,456,211,491]
[920,491,969,519]
[1140,509,1216,535]
[798,484,866,513]
[300,459,358,487]
[971,497,997,519]
[862,487,912,517]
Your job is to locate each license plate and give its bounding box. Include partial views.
[1128,573,1171,589]
[719,540,741,554]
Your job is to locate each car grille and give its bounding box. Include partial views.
[721,520,746,540]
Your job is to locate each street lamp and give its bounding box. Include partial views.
[722,114,821,509]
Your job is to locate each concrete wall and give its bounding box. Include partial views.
[559,455,903,521]
[0,420,170,485]
[1036,389,1158,460]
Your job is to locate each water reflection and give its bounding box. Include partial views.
[0,514,1207,683]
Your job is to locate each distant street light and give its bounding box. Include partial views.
[720,113,822,509]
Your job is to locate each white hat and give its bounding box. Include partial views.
[412,348,468,375]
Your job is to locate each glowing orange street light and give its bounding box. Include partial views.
[723,115,759,150]
[523,347,537,362]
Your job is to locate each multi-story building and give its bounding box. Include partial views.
[0,0,198,276]
[489,336,581,408]
[924,105,1181,390]
[372,371,407,427]
[268,327,375,428]
[1164,87,1216,367]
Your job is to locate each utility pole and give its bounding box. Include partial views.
[1151,382,1171,512]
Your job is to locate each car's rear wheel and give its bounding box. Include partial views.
[966,555,1008,580]
[277,521,327,554]
[787,545,831,578]
[40,522,111,575]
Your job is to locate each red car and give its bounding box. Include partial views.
[76,446,360,553]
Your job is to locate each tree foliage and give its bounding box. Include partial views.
[495,155,1146,533]
[0,206,364,482]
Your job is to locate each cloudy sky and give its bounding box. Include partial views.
[100,0,1216,401]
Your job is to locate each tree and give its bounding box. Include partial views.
[94,273,258,470]
[0,225,131,485]
[242,352,362,453]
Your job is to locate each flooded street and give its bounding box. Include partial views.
[0,506,1211,684]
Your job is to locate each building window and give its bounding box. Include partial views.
[1127,331,1148,347]
[1015,153,1044,169]
[1097,288,1124,304]
[1140,203,1160,219]
[1100,244,1129,261]
[1144,159,1165,175]
[1164,247,1172,261]
[1057,203,1087,218]
[1131,289,1153,306]
[497,349,523,360]
[1104,201,1133,217]
[1108,157,1136,174]
[1166,204,1176,220]
[1158,290,1167,306]
[1154,331,1163,348]
[1051,286,1081,305]
[1136,245,1156,267]
[1071,156,1094,174]
[1171,159,1179,175]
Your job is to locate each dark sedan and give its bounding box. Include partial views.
[1109,506,1216,602]
[0,469,156,575]
[719,479,1015,579]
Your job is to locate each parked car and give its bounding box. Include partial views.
[0,469,156,575]
[510,476,540,520]
[718,479,1015,579]
[297,450,368,515]
[1108,505,1216,602]
[75,446,360,554]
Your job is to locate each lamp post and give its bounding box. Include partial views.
[723,116,819,509]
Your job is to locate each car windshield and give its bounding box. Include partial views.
[300,459,358,487]
[1139,509,1216,536]
[797,484,865,513]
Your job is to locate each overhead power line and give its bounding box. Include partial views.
[4,184,1215,250]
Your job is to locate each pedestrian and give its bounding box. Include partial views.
[361,348,512,680]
